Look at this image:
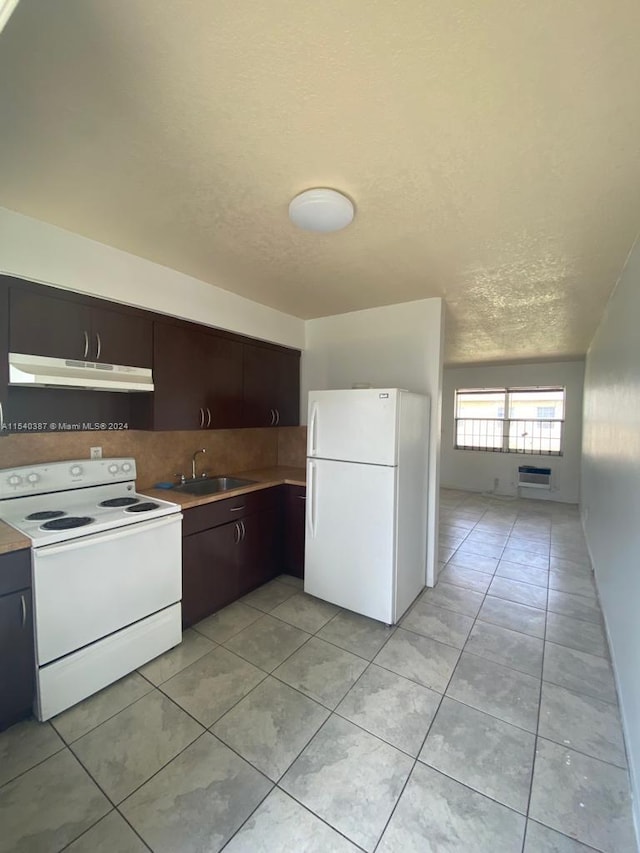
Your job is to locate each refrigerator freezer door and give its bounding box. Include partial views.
[305,457,397,623]
[308,388,399,466]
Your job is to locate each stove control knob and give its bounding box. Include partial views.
[108,463,119,475]
[27,472,40,484]
[121,462,132,474]
[7,474,22,487]
[69,464,83,477]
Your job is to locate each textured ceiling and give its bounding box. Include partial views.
[1,1,639,364]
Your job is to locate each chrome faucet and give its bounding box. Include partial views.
[192,448,206,480]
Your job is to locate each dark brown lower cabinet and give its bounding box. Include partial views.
[181,488,283,628]
[284,485,306,579]
[237,509,280,597]
[182,523,239,627]
[0,549,34,731]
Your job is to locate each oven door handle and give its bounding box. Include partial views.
[34,513,182,557]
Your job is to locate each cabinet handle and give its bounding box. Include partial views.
[82,330,89,359]
[275,408,280,425]
[95,332,102,360]
[206,407,212,428]
[240,520,246,541]
[20,594,26,627]
[229,505,245,512]
[269,408,276,426]
[234,522,241,544]
[297,495,306,500]
[199,408,205,429]
[0,401,4,434]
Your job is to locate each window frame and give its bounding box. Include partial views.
[454,386,565,456]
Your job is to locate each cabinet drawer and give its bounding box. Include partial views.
[182,487,280,536]
[0,549,31,597]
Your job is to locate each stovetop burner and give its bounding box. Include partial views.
[26,510,66,521]
[125,502,160,513]
[41,516,94,531]
[99,497,140,508]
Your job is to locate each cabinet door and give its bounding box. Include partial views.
[0,589,34,730]
[243,343,300,428]
[182,523,240,627]
[285,486,306,578]
[201,333,244,429]
[238,508,282,596]
[275,350,300,427]
[10,287,91,360]
[90,305,153,368]
[242,343,277,427]
[153,322,205,430]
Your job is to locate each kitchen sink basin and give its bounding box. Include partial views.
[173,476,256,496]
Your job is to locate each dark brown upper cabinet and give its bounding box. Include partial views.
[4,277,300,433]
[152,320,244,430]
[9,286,152,368]
[243,343,300,427]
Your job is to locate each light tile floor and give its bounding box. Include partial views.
[0,490,637,852]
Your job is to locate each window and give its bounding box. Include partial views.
[455,387,565,455]
[536,406,556,419]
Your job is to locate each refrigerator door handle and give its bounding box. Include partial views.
[309,403,319,456]
[307,461,317,537]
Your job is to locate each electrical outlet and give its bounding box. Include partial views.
[90,446,102,460]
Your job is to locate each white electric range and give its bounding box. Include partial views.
[0,458,182,721]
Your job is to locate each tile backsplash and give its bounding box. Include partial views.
[0,428,301,488]
[277,426,307,468]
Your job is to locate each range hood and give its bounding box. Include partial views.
[9,353,154,393]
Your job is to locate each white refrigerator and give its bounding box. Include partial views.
[304,388,430,624]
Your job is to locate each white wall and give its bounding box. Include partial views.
[302,298,445,586]
[0,207,304,349]
[582,236,640,837]
[441,361,585,503]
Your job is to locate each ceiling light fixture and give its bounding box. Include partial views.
[0,0,20,35]
[289,188,354,233]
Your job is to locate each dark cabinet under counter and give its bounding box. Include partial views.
[0,549,35,730]
[181,488,283,628]
[284,485,306,579]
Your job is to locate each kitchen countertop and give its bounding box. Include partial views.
[0,520,31,556]
[0,466,306,553]
[141,465,306,510]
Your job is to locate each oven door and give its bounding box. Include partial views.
[32,513,182,666]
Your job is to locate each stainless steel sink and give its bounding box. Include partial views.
[173,476,256,496]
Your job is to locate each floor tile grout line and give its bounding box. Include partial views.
[52,674,158,748]
[0,731,67,791]
[18,685,213,821]
[56,805,153,853]
[461,646,542,681]
[212,602,413,850]
[209,597,401,722]
[65,696,209,808]
[222,712,370,852]
[374,502,527,849]
[403,600,547,679]
[3,499,616,851]
[539,673,619,709]
[373,504,522,850]
[521,545,549,853]
[524,819,604,853]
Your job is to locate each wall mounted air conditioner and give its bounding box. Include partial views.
[517,465,551,490]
